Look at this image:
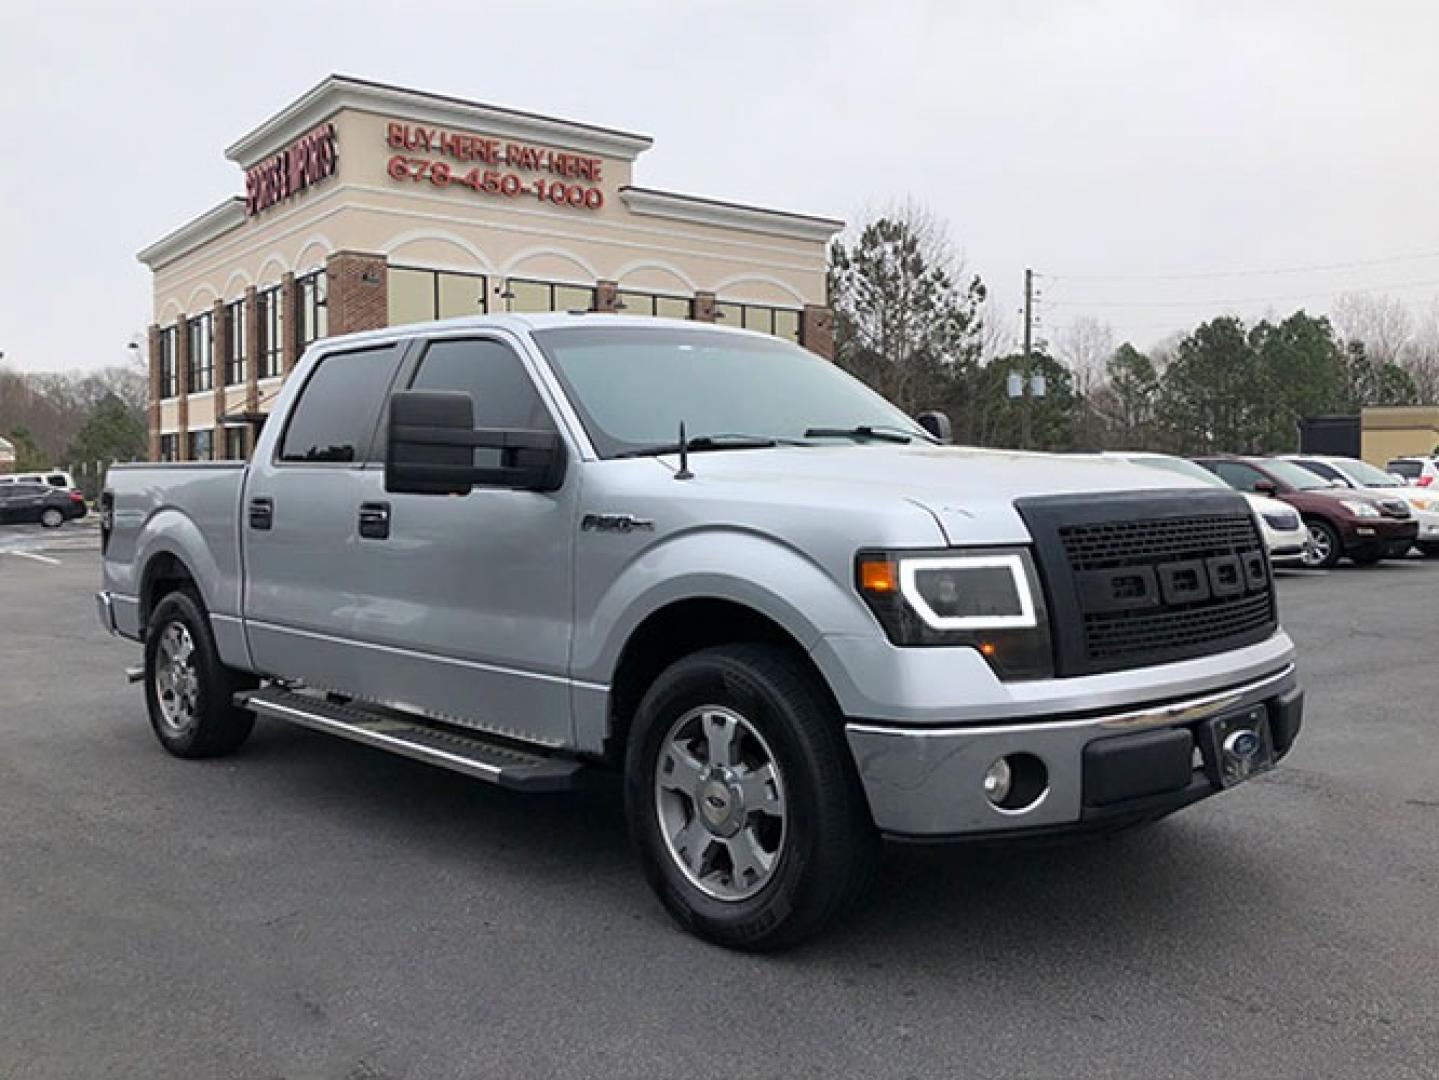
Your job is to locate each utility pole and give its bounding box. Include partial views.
[1021,267,1034,449]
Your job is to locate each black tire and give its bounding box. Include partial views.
[625,644,880,951]
[1304,518,1342,568]
[39,507,63,528]
[143,589,256,758]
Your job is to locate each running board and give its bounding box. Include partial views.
[234,687,585,793]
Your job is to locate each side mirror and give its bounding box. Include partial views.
[915,410,953,444]
[1254,479,1279,496]
[385,390,566,495]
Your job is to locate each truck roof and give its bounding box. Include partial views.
[308,312,773,353]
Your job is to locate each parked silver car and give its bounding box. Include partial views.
[98,315,1302,949]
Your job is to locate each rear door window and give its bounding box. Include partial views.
[1389,460,1420,479]
[1212,462,1269,493]
[46,474,66,487]
[279,345,402,464]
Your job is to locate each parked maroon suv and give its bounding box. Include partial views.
[1194,456,1417,568]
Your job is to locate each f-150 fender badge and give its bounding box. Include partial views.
[581,513,655,534]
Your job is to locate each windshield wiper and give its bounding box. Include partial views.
[614,433,787,459]
[803,424,923,444]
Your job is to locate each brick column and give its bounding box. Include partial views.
[280,271,299,377]
[325,251,389,336]
[175,314,190,460]
[801,304,834,360]
[594,280,621,313]
[212,298,227,456]
[243,286,260,458]
[147,324,161,462]
[691,292,716,323]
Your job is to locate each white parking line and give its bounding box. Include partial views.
[5,550,61,565]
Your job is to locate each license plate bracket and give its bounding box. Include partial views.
[1198,704,1275,788]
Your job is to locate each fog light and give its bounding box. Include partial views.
[983,758,1013,804]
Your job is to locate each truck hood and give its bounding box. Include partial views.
[664,444,1218,545]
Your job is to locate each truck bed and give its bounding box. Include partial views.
[102,462,248,640]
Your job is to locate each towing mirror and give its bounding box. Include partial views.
[916,410,953,444]
[384,390,566,496]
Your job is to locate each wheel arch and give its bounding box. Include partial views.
[604,596,844,765]
[138,549,203,633]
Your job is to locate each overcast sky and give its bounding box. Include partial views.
[2,0,1437,373]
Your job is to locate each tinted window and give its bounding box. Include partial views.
[1388,460,1420,479]
[534,326,926,457]
[409,339,555,469]
[1212,462,1269,493]
[1293,459,1344,484]
[279,346,400,463]
[46,474,66,487]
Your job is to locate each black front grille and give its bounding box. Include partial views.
[1016,490,1277,676]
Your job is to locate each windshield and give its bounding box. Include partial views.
[1126,455,1228,489]
[532,326,929,457]
[1330,458,1402,488]
[1262,458,1332,491]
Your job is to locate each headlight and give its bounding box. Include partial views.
[855,548,1052,679]
[1339,499,1380,518]
[1262,510,1300,531]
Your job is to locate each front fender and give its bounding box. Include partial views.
[571,525,881,685]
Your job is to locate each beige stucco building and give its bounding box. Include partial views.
[138,74,842,461]
[1360,406,1439,466]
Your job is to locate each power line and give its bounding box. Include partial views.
[1041,275,1439,310]
[1036,246,1439,282]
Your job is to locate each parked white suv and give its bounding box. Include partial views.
[1112,452,1310,566]
[1387,456,1439,489]
[1286,455,1439,557]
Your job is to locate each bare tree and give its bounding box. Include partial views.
[1055,316,1116,395]
[1330,293,1415,366]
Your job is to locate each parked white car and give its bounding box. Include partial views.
[0,469,78,491]
[1113,453,1310,566]
[1285,455,1439,557]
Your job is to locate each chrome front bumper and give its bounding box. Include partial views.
[846,664,1301,838]
[96,590,117,636]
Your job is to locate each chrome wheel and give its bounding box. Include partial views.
[654,705,787,902]
[153,622,200,734]
[1304,523,1332,567]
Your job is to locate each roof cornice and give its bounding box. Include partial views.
[225,74,654,167]
[619,186,843,243]
[137,198,246,270]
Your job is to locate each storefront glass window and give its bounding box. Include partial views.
[715,302,743,328]
[187,429,213,462]
[715,301,801,342]
[187,311,213,393]
[553,285,595,312]
[225,300,246,385]
[298,271,328,349]
[257,286,283,378]
[222,427,248,461]
[159,327,178,398]
[438,272,487,319]
[507,280,552,313]
[775,308,801,343]
[656,296,692,320]
[159,434,178,462]
[389,267,437,325]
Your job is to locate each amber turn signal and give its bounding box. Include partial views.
[858,557,899,594]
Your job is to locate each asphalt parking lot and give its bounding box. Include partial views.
[1,527,1436,1080]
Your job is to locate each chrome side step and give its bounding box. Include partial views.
[234,686,585,793]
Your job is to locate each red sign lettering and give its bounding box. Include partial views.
[245,123,338,216]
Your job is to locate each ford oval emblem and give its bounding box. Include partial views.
[1223,729,1261,760]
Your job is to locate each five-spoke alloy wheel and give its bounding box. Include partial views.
[626,644,879,951]
[143,589,255,758]
[654,705,787,902]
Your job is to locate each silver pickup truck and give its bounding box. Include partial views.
[99,314,1303,950]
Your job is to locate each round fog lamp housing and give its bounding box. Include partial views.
[983,757,1013,804]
